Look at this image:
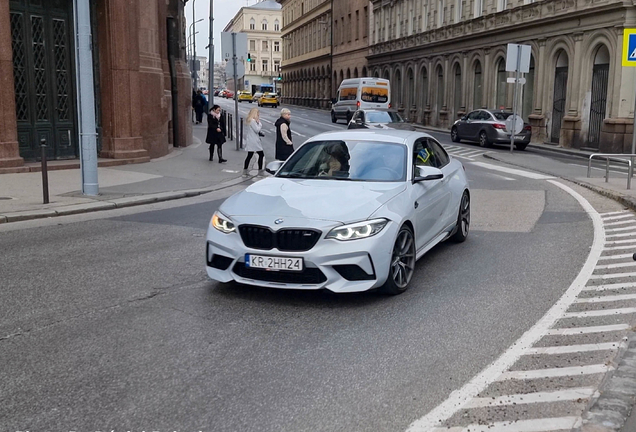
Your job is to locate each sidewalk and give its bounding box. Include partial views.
[0,124,258,223]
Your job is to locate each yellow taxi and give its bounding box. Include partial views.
[238,90,253,103]
[258,92,279,108]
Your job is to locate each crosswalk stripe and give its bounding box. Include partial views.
[463,388,597,408]
[589,271,636,280]
[546,324,631,335]
[575,294,636,303]
[598,253,634,260]
[605,238,636,244]
[582,282,636,291]
[602,214,634,221]
[498,364,612,380]
[605,220,636,227]
[606,225,636,233]
[601,211,633,217]
[525,342,624,354]
[563,307,636,318]
[595,261,636,270]
[470,162,554,179]
[432,417,582,432]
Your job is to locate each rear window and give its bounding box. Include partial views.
[361,87,389,103]
[493,112,512,120]
[339,87,358,101]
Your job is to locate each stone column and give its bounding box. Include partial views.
[0,0,24,168]
[461,51,468,115]
[561,32,584,148]
[529,38,546,143]
[97,0,148,160]
[483,48,491,108]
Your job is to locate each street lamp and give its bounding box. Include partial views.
[188,17,204,88]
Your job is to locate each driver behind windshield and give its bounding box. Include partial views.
[318,146,350,177]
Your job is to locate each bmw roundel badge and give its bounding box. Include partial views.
[274,218,284,224]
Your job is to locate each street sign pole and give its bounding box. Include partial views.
[511,49,521,153]
[208,0,214,104]
[232,33,240,150]
[622,29,636,181]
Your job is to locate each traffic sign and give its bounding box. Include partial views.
[225,61,245,79]
[505,114,524,135]
[507,77,526,84]
[506,44,531,73]
[623,29,636,67]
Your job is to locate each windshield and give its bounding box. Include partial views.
[366,111,404,123]
[277,140,407,182]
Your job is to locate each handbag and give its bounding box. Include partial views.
[258,131,265,137]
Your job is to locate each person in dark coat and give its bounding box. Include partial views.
[275,108,294,161]
[206,105,227,163]
[193,90,206,124]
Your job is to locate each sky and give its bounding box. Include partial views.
[185,0,261,64]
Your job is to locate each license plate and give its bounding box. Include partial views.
[515,135,525,140]
[245,254,303,272]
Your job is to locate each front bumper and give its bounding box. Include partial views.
[205,220,398,293]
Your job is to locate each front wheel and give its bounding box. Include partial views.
[381,225,416,295]
[451,191,470,243]
[451,127,461,142]
[331,112,337,123]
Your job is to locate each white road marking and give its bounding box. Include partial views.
[525,342,624,354]
[595,261,636,270]
[459,150,485,157]
[431,417,582,432]
[601,211,632,217]
[546,324,631,335]
[605,220,636,227]
[602,214,634,221]
[575,294,636,303]
[604,245,636,251]
[463,388,597,408]
[469,162,554,180]
[405,179,603,432]
[563,307,636,318]
[589,271,636,280]
[582,282,636,291]
[606,238,636,244]
[598,253,634,260]
[606,225,636,232]
[606,232,636,238]
[498,364,612,380]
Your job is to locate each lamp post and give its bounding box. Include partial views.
[208,0,214,104]
[189,14,204,89]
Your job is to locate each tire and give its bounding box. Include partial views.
[451,191,470,243]
[479,131,491,148]
[346,112,353,123]
[515,143,528,151]
[451,127,461,143]
[381,225,416,295]
[331,112,337,123]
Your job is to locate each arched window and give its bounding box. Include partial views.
[495,58,507,109]
[473,61,482,109]
[249,18,255,30]
[436,65,444,113]
[274,19,280,31]
[262,19,268,31]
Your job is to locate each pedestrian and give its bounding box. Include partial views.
[206,105,227,163]
[243,108,265,177]
[275,108,294,161]
[193,89,206,124]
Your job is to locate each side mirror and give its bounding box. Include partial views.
[413,166,444,183]
[265,160,284,175]
[461,116,468,121]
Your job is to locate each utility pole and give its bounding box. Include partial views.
[232,32,240,150]
[192,0,198,90]
[73,0,98,195]
[208,0,214,104]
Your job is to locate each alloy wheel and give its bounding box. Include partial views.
[390,228,416,289]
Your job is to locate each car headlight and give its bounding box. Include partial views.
[211,211,236,234]
[326,218,388,241]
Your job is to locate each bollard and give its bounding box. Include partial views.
[229,114,233,141]
[239,117,244,149]
[40,138,49,204]
[223,111,228,137]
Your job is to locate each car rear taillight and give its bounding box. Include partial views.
[492,123,506,130]
[357,101,360,108]
[388,103,392,108]
[523,125,532,131]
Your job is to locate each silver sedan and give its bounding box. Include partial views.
[205,130,470,295]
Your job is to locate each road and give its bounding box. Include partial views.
[1,102,632,432]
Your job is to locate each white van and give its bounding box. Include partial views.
[331,78,391,124]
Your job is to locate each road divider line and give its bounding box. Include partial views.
[525,342,624,354]
[563,307,636,318]
[432,417,582,432]
[575,294,636,303]
[406,179,603,432]
[546,324,631,335]
[463,388,597,408]
[469,162,555,180]
[498,364,612,380]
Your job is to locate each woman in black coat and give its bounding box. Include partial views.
[275,108,294,161]
[206,105,227,163]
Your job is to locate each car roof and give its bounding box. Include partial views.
[308,129,430,144]
[357,109,399,113]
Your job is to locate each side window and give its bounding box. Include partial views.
[478,111,492,121]
[428,139,450,167]
[413,139,439,168]
[467,111,480,120]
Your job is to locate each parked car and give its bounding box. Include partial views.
[348,109,415,131]
[218,89,227,98]
[450,109,532,150]
[205,129,470,295]
[224,90,235,99]
[258,92,279,108]
[238,91,253,103]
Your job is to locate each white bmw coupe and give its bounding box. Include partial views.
[206,130,470,295]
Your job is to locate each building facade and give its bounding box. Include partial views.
[0,0,193,169]
[332,0,372,90]
[223,0,283,94]
[368,0,636,151]
[277,0,332,108]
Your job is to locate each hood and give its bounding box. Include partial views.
[220,177,407,223]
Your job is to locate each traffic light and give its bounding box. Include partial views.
[247,53,252,63]
[277,73,282,81]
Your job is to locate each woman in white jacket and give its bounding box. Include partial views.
[243,108,265,176]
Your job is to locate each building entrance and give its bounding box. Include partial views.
[9,0,77,160]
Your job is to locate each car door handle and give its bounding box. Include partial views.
[414,201,419,209]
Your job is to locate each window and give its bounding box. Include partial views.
[456,0,462,22]
[497,0,507,11]
[414,139,448,169]
[348,14,352,42]
[438,0,444,26]
[250,40,256,51]
[274,60,280,72]
[274,41,280,52]
[356,10,360,40]
[262,59,268,72]
[274,20,280,31]
[474,0,483,17]
[250,62,256,72]
[250,18,255,30]
[423,5,428,30]
[364,7,368,38]
[262,20,268,30]
[262,40,269,51]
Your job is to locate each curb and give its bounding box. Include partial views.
[0,175,254,225]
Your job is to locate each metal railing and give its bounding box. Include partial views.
[587,153,636,189]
